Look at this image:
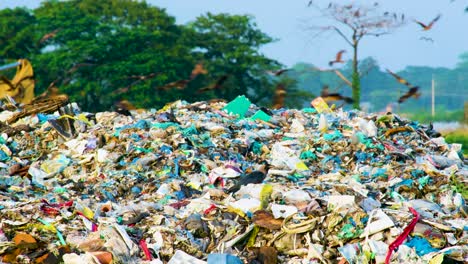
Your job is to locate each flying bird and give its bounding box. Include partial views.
[419,36,434,43]
[156,63,209,91]
[190,63,208,80]
[197,74,229,93]
[157,79,190,91]
[272,83,287,109]
[320,85,353,104]
[266,68,290,76]
[307,0,313,7]
[414,14,441,31]
[386,69,421,104]
[328,50,346,66]
[39,29,60,44]
[386,69,414,87]
[115,72,160,94]
[397,87,420,104]
[66,63,96,74]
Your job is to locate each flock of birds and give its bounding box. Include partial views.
[112,44,428,112]
[114,62,227,95]
[35,2,443,113]
[267,8,443,110]
[267,47,424,110]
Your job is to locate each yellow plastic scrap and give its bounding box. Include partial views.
[295,161,309,171]
[75,202,95,220]
[428,254,444,264]
[81,206,95,220]
[384,126,414,137]
[226,205,246,218]
[58,114,92,126]
[259,184,273,210]
[310,97,331,114]
[0,59,35,104]
[37,218,66,245]
[246,226,260,247]
[186,182,202,191]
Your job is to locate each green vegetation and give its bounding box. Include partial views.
[444,129,468,155]
[0,0,466,115]
[0,0,309,112]
[404,110,464,124]
[450,172,468,200]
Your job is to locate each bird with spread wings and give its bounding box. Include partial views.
[414,14,441,31]
[329,50,346,66]
[386,69,421,104]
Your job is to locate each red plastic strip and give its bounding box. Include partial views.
[139,239,152,261]
[203,204,217,215]
[385,207,420,264]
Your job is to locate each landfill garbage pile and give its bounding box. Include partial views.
[0,95,467,264]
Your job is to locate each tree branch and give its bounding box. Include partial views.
[333,26,353,47]
[334,69,352,87]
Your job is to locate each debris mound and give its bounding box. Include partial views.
[0,96,466,263]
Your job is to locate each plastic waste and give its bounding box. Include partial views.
[168,250,206,264]
[271,204,298,219]
[0,97,467,264]
[223,95,251,118]
[207,253,243,264]
[250,110,271,122]
[318,114,328,133]
[358,118,377,137]
[310,97,331,113]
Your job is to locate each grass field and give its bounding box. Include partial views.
[404,110,464,124]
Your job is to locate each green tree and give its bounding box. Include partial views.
[32,0,193,111]
[0,1,285,111]
[456,52,468,69]
[0,7,38,59]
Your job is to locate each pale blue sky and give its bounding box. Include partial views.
[2,0,468,70]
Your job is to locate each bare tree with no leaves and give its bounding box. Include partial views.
[307,2,406,109]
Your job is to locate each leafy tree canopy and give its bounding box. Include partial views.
[0,0,295,112]
[0,7,38,59]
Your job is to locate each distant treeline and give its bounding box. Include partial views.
[289,56,468,114]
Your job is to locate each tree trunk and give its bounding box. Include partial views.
[352,42,360,110]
